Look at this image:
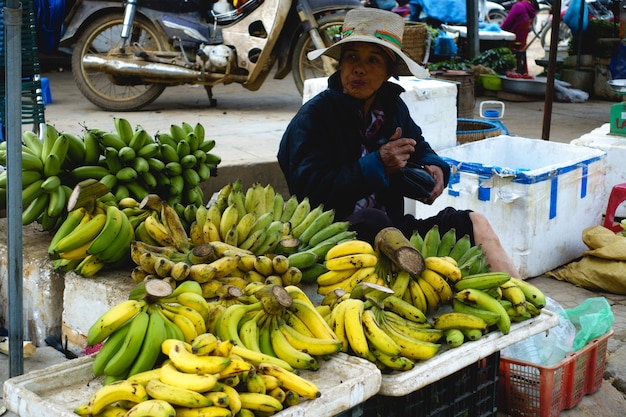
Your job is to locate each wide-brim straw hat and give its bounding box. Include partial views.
[307,8,429,79]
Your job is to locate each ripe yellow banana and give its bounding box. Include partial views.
[256,362,321,399]
[268,316,318,370]
[175,406,232,417]
[87,299,146,346]
[433,312,488,332]
[325,239,375,260]
[124,399,176,417]
[417,276,441,314]
[144,214,177,247]
[159,361,217,392]
[86,380,149,416]
[408,279,428,315]
[190,332,219,356]
[342,298,376,362]
[424,256,462,283]
[420,268,454,304]
[379,317,441,361]
[500,280,528,315]
[145,377,212,408]
[278,320,342,356]
[166,340,231,374]
[286,298,337,340]
[510,277,546,309]
[325,253,378,271]
[162,303,207,336]
[361,309,402,357]
[382,312,443,343]
[238,392,283,414]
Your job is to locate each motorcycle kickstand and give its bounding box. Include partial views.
[205,86,217,107]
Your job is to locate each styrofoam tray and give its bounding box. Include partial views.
[378,310,559,397]
[3,352,381,417]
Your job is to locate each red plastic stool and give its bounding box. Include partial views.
[603,182,626,232]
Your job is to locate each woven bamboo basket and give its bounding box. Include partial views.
[397,22,429,76]
[456,119,502,144]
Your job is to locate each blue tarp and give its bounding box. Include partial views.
[409,0,473,24]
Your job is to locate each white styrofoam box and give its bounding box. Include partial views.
[570,123,626,217]
[0,221,64,346]
[62,270,137,352]
[405,136,607,278]
[379,310,558,396]
[303,76,458,151]
[3,352,381,417]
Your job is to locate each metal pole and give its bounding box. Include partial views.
[4,0,25,376]
[467,0,480,59]
[542,0,562,140]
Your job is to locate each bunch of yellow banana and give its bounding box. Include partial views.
[317,239,383,297]
[47,200,135,277]
[0,125,78,229]
[88,280,212,384]
[327,283,441,371]
[410,226,490,277]
[76,332,321,417]
[211,284,342,372]
[189,180,356,268]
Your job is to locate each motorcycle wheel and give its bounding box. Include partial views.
[71,13,168,111]
[291,12,347,96]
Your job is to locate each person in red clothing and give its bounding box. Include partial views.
[500,0,539,74]
[501,0,539,49]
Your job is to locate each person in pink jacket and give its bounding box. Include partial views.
[500,0,539,50]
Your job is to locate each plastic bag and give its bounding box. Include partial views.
[563,0,589,34]
[563,297,614,351]
[502,297,575,366]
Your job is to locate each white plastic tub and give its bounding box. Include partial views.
[405,136,607,278]
[3,352,381,417]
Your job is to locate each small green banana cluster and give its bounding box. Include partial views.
[77,327,320,417]
[87,280,212,385]
[410,225,490,277]
[0,125,78,228]
[48,200,135,277]
[212,284,341,373]
[326,283,442,372]
[75,119,219,206]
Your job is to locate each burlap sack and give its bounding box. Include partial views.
[547,226,626,294]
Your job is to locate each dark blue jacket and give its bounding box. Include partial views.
[278,72,450,224]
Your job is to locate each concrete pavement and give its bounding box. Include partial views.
[2,59,626,416]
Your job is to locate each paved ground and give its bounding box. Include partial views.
[2,50,626,415]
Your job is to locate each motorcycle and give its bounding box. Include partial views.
[59,0,362,111]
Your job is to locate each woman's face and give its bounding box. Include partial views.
[340,42,393,100]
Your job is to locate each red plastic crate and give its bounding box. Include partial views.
[497,330,613,417]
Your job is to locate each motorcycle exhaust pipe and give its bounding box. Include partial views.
[82,55,247,83]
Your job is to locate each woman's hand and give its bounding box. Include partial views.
[379,127,416,175]
[422,164,445,204]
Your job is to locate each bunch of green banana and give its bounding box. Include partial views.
[327,284,442,371]
[48,200,135,277]
[0,125,79,228]
[317,239,384,297]
[89,280,212,383]
[410,226,490,277]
